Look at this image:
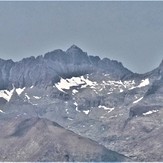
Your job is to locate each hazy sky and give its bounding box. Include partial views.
[0,2,163,73]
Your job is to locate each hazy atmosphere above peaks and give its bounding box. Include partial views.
[0,2,163,73]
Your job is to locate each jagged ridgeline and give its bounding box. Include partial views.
[0,45,163,162]
[0,45,133,89]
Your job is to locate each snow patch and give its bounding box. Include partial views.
[133,97,143,104]
[98,105,114,113]
[33,96,41,99]
[72,89,78,94]
[25,93,30,100]
[81,85,87,88]
[129,78,149,90]
[16,87,25,95]
[0,88,15,102]
[123,80,135,89]
[109,115,118,119]
[120,89,124,92]
[67,117,73,121]
[65,108,69,114]
[0,110,5,113]
[83,110,90,115]
[74,102,78,106]
[55,84,66,93]
[74,102,80,112]
[55,76,97,92]
[32,103,38,106]
[138,78,150,88]
[143,110,159,115]
[99,79,136,93]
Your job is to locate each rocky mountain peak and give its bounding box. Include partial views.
[155,59,163,76]
[0,46,136,89]
[66,44,84,54]
[44,49,66,62]
[159,59,163,69]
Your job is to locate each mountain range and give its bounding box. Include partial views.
[0,45,163,161]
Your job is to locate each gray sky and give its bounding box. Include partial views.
[0,2,163,73]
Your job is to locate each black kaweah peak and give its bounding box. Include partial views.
[66,44,84,53]
[0,45,133,89]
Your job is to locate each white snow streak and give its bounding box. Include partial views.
[143,110,159,115]
[0,110,4,113]
[133,97,143,104]
[98,105,114,113]
[33,96,41,99]
[74,102,80,112]
[67,117,73,121]
[25,93,30,100]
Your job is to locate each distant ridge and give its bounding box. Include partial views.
[0,45,133,89]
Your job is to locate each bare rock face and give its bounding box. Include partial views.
[0,45,162,162]
[0,59,14,89]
